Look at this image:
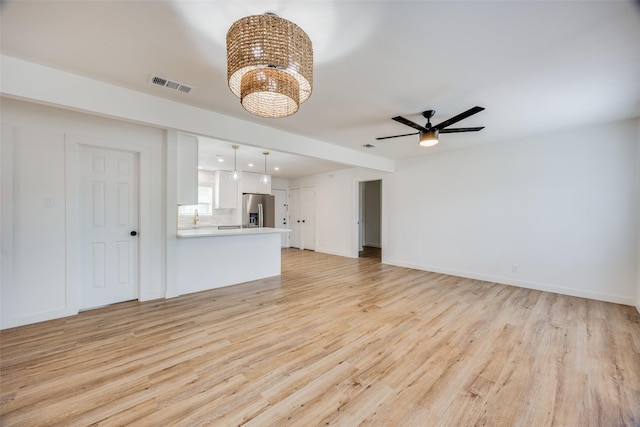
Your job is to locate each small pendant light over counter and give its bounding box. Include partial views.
[260,151,271,185]
[227,13,313,118]
[229,144,241,182]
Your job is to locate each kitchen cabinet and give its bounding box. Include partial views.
[176,133,198,205]
[240,172,271,195]
[213,170,238,209]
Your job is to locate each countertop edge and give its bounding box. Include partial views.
[177,227,291,238]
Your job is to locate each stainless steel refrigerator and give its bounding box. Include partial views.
[242,193,275,228]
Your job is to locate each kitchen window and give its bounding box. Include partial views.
[179,186,213,216]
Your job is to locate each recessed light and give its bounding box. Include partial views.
[216,155,224,163]
[248,163,254,167]
[274,167,280,171]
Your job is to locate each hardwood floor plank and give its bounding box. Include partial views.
[1,248,639,425]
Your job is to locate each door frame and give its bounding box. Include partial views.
[272,188,289,248]
[352,178,384,259]
[65,134,152,313]
[288,187,301,249]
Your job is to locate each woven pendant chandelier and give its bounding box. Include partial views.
[227,13,313,118]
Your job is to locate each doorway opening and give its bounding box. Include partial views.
[358,180,381,260]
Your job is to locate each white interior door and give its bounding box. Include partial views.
[289,188,301,248]
[79,145,139,309]
[301,187,316,250]
[273,188,289,247]
[289,186,315,250]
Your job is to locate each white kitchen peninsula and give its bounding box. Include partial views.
[175,227,289,296]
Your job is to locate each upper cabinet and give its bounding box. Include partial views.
[240,172,271,195]
[213,171,238,209]
[176,133,199,205]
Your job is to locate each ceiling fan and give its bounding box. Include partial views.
[376,106,485,147]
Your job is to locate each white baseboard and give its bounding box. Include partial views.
[1,307,78,330]
[316,248,358,259]
[164,290,181,299]
[140,291,166,301]
[384,258,637,307]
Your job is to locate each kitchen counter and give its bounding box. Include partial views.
[177,227,290,238]
[173,227,289,297]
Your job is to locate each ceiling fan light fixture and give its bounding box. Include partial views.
[227,13,313,118]
[419,129,439,147]
[377,107,484,146]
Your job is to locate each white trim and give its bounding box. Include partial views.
[64,135,80,318]
[0,125,14,322]
[385,258,637,307]
[352,177,385,259]
[65,133,154,311]
[164,130,180,299]
[316,248,358,259]
[637,118,640,314]
[272,187,290,248]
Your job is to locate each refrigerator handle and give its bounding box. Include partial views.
[258,203,263,228]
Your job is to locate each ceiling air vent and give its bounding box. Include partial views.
[149,74,193,94]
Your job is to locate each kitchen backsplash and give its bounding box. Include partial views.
[177,208,240,229]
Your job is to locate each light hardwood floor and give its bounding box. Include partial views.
[1,248,639,426]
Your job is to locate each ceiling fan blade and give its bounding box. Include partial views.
[392,116,427,132]
[433,106,484,130]
[439,127,485,133]
[375,132,419,140]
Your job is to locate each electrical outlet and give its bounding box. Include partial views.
[44,197,55,208]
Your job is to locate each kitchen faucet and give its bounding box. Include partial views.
[193,209,199,226]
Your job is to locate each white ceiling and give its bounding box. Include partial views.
[2,1,640,178]
[197,135,349,179]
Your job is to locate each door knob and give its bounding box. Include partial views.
[130,231,138,236]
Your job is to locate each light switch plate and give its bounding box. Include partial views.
[44,197,55,207]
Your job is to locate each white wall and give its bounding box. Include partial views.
[290,119,639,306]
[1,98,166,328]
[290,168,390,258]
[384,119,639,305]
